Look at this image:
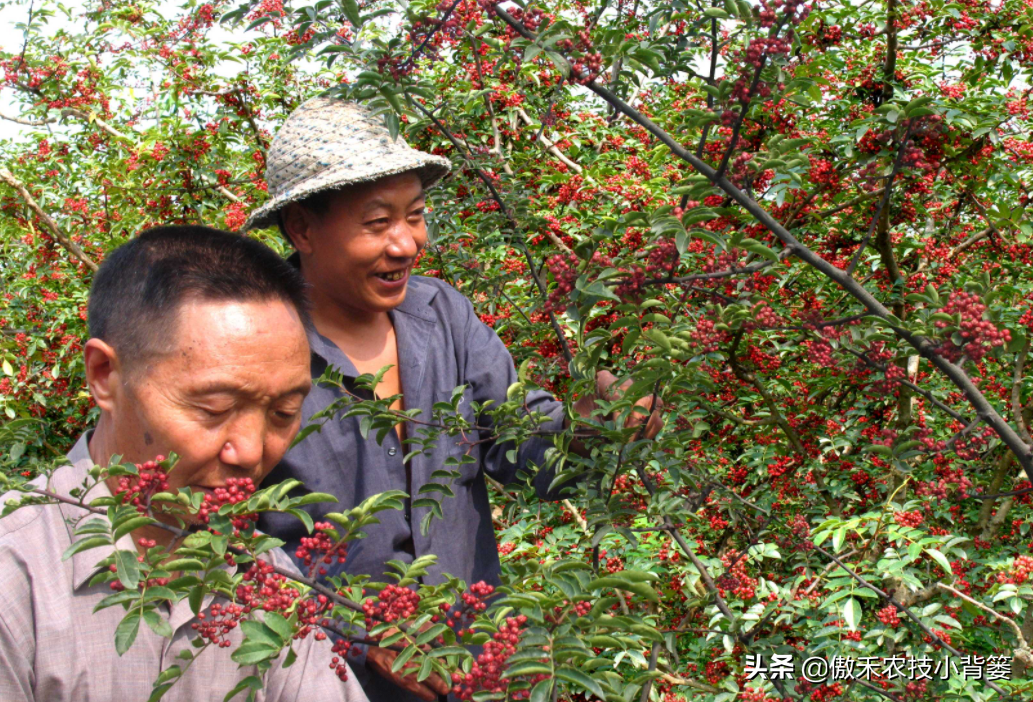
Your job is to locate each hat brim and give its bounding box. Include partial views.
[243,155,451,232]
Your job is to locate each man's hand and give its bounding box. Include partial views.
[366,641,451,701]
[569,370,664,454]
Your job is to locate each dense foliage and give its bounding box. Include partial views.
[3,0,1033,700]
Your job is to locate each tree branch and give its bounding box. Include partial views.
[0,167,99,272]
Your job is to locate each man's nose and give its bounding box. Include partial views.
[219,413,265,472]
[385,219,421,259]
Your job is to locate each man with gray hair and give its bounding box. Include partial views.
[248,98,662,702]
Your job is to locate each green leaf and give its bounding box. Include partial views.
[586,576,659,602]
[183,531,211,549]
[223,675,264,702]
[643,330,672,355]
[832,527,847,552]
[843,597,861,631]
[242,619,285,648]
[188,585,205,615]
[412,497,444,518]
[555,667,605,698]
[147,683,176,702]
[342,0,361,27]
[290,492,339,507]
[391,644,419,673]
[143,609,173,639]
[115,610,142,656]
[505,661,554,678]
[62,535,111,560]
[416,654,435,682]
[114,549,141,590]
[113,516,156,544]
[530,678,553,702]
[94,589,141,612]
[211,533,229,556]
[262,612,293,643]
[162,558,206,572]
[415,623,448,646]
[285,508,315,534]
[739,238,780,261]
[926,548,953,575]
[577,279,621,303]
[231,641,281,665]
[904,95,936,116]
[417,482,455,498]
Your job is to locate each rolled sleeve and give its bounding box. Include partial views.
[455,292,570,500]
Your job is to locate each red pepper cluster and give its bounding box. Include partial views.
[113,457,170,514]
[295,520,349,577]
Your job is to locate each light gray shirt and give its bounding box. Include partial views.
[0,433,368,702]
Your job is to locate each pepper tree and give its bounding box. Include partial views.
[2,0,1033,700]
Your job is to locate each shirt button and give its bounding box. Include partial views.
[388,447,397,457]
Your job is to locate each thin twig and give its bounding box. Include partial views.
[409,96,574,362]
[639,641,661,702]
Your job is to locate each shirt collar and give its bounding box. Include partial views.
[66,429,93,464]
[288,252,440,374]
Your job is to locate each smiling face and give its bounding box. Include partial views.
[87,297,311,523]
[282,171,427,318]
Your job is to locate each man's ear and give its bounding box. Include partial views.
[83,338,124,413]
[281,203,316,254]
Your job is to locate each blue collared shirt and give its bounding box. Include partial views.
[257,273,566,590]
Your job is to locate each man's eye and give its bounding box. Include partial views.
[200,407,230,418]
[409,208,426,218]
[366,217,390,227]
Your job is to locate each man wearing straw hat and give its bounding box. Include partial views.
[246,97,661,702]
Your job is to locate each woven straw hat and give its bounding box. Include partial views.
[244,97,452,231]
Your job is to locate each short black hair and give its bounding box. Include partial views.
[276,187,349,248]
[88,225,311,370]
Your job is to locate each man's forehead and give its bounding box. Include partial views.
[352,173,425,205]
[168,298,309,357]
